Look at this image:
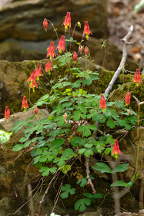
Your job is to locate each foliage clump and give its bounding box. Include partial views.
[1,12,141,215]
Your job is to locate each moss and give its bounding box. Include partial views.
[0,55,138,116]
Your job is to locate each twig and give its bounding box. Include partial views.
[139,178,144,209]
[119,187,130,199]
[27,184,34,216]
[9,177,45,215]
[104,25,134,97]
[132,95,140,105]
[106,156,130,215]
[51,182,62,214]
[106,157,121,215]
[85,157,96,194]
[38,171,60,215]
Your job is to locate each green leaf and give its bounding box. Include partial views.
[70,136,84,147]
[0,130,12,144]
[77,178,87,187]
[92,162,112,173]
[83,193,104,199]
[34,94,49,106]
[106,119,116,129]
[62,148,76,160]
[12,144,24,151]
[56,52,72,66]
[77,125,91,137]
[84,149,94,157]
[111,180,131,187]
[113,163,129,173]
[52,138,65,146]
[40,167,57,176]
[73,111,81,121]
[60,165,71,174]
[78,148,86,154]
[74,198,91,212]
[52,82,72,90]
[60,184,76,199]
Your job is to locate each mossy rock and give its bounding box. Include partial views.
[0,53,138,118]
[110,79,144,115]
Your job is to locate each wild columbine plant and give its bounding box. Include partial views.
[99,95,106,110]
[4,106,11,119]
[47,41,55,58]
[112,139,121,159]
[21,96,29,109]
[133,68,142,84]
[10,12,138,214]
[72,51,78,62]
[63,12,71,31]
[84,46,90,56]
[57,35,66,53]
[83,21,92,40]
[42,18,49,31]
[45,61,53,73]
[125,92,131,106]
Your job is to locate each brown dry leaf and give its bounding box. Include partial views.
[130,47,141,54]
[112,6,121,16]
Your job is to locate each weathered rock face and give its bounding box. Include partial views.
[0,59,48,117]
[0,43,137,118]
[0,109,64,216]
[0,0,108,41]
[0,0,108,61]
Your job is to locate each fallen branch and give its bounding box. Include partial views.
[104,25,134,97]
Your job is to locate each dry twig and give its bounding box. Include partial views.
[27,184,34,216]
[85,157,96,194]
[104,25,134,97]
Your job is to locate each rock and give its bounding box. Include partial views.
[0,108,48,132]
[0,0,108,41]
[0,0,108,60]
[78,209,102,216]
[0,0,13,9]
[0,109,51,215]
[0,39,45,61]
[0,59,47,118]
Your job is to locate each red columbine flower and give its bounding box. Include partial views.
[34,106,39,114]
[84,46,90,56]
[34,65,42,80]
[57,35,66,53]
[125,92,131,106]
[47,41,55,59]
[73,51,78,62]
[45,61,53,72]
[4,106,10,119]
[42,18,49,31]
[22,96,29,109]
[99,95,106,110]
[78,45,83,54]
[112,140,121,158]
[133,68,142,84]
[29,80,38,91]
[63,12,71,31]
[83,21,92,40]
[27,70,36,83]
